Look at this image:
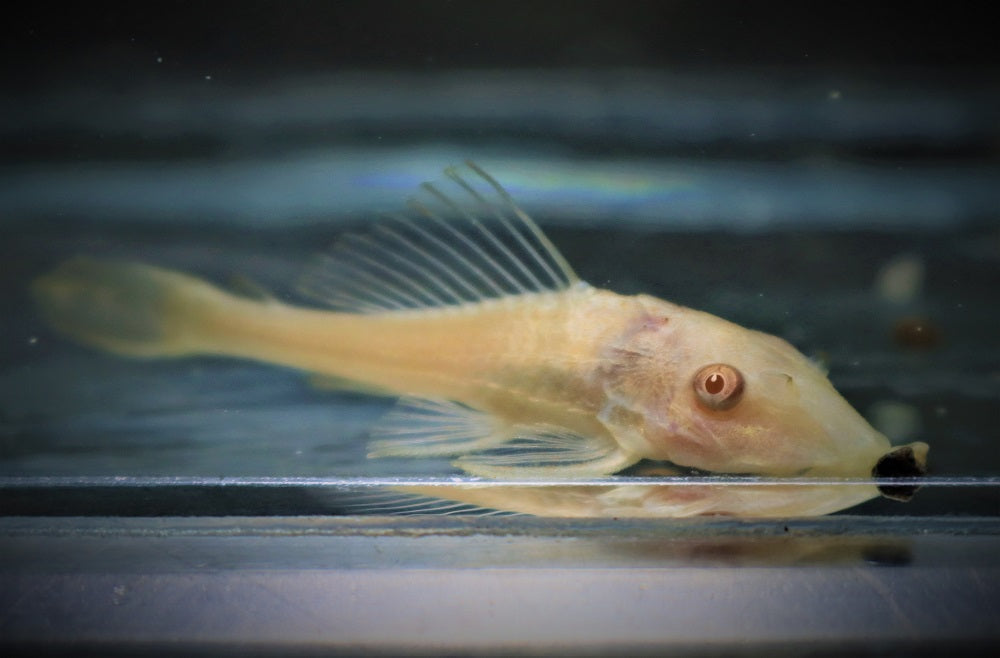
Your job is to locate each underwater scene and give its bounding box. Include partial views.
[2,68,998,519]
[3,5,1000,654]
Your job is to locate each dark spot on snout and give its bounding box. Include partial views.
[873,445,927,502]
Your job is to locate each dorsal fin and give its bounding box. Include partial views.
[298,161,579,313]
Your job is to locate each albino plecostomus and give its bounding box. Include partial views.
[32,162,928,517]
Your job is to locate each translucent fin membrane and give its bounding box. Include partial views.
[367,397,507,458]
[332,489,521,517]
[298,161,579,313]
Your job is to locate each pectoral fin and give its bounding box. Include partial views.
[453,426,637,479]
[368,397,637,479]
[367,397,510,458]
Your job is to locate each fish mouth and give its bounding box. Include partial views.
[872,442,929,502]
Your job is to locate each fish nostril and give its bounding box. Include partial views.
[873,445,927,501]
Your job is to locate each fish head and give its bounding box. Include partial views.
[603,300,928,481]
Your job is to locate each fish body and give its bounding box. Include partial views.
[32,163,927,515]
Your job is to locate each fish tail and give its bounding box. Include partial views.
[31,257,232,358]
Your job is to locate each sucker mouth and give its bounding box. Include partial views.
[872,444,928,502]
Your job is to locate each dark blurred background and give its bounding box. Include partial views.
[4,1,998,83]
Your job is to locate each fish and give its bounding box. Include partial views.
[31,162,928,516]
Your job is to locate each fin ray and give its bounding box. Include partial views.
[457,162,577,290]
[367,397,510,458]
[298,162,579,313]
[454,426,636,479]
[337,489,516,516]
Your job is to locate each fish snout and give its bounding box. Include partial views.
[872,441,929,501]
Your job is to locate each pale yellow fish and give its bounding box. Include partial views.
[32,162,927,516]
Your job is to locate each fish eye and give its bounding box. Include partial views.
[693,364,744,411]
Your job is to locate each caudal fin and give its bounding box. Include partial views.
[31,257,227,358]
